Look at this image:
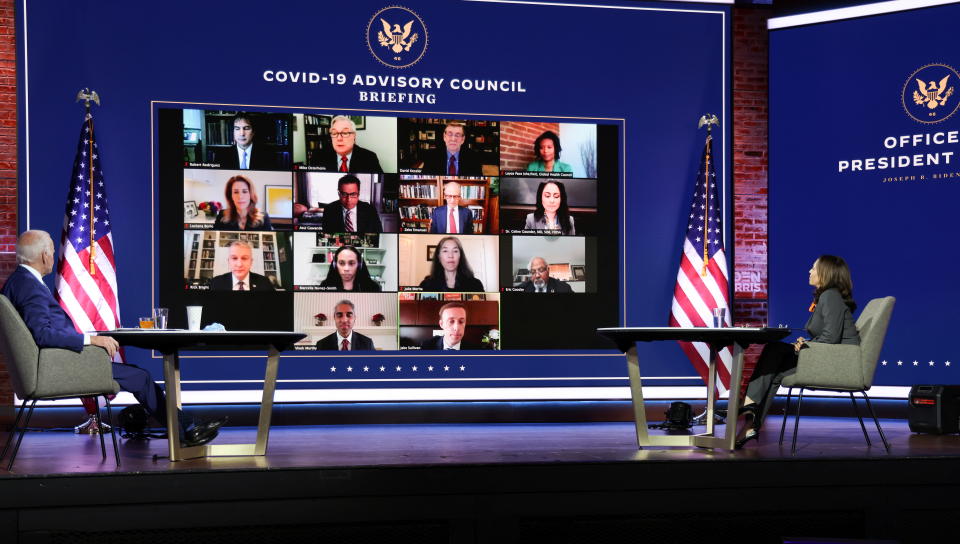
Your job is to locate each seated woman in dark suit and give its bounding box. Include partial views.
[319,245,382,292]
[213,175,272,231]
[418,236,484,292]
[522,181,575,235]
[736,255,861,448]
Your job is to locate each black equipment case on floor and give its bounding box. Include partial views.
[908,385,960,434]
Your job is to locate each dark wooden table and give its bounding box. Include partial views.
[596,327,791,450]
[98,330,304,461]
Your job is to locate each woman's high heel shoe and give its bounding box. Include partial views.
[735,428,759,449]
[739,403,759,428]
[734,404,760,449]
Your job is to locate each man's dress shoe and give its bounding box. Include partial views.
[181,417,228,447]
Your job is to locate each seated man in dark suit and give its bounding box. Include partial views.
[219,112,277,170]
[423,122,482,176]
[420,302,482,350]
[518,257,573,293]
[429,181,474,234]
[1,230,224,446]
[310,115,383,173]
[315,299,375,351]
[209,240,276,291]
[320,174,383,233]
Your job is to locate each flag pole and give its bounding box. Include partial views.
[697,114,719,277]
[75,89,100,275]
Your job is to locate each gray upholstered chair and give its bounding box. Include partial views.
[0,294,121,470]
[778,296,895,454]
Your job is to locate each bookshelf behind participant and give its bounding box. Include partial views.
[183,230,292,291]
[292,232,398,291]
[297,115,397,173]
[182,109,292,170]
[398,176,497,234]
[397,118,500,176]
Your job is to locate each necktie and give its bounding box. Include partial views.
[345,209,354,232]
[240,150,248,169]
[448,155,457,175]
[341,338,349,351]
[237,281,245,291]
[448,207,456,233]
[340,155,348,172]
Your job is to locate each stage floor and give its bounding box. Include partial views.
[2,418,960,543]
[2,416,959,475]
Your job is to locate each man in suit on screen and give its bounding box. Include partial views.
[316,299,375,351]
[420,302,480,350]
[320,174,383,233]
[423,122,482,176]
[210,240,276,291]
[312,116,383,173]
[518,257,573,293]
[219,113,277,170]
[1,230,225,446]
[429,181,474,234]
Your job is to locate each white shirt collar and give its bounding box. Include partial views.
[443,339,461,350]
[337,331,354,344]
[20,264,45,284]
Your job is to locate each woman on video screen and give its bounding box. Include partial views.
[213,175,272,231]
[527,130,572,173]
[320,245,381,292]
[418,236,484,292]
[523,180,575,235]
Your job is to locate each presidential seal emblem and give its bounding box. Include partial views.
[902,63,960,124]
[367,6,428,69]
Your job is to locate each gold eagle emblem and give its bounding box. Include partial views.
[377,19,418,54]
[913,75,954,110]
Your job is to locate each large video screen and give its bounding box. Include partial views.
[159,108,618,350]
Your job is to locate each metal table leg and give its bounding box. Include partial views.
[627,342,746,451]
[167,347,281,461]
[162,351,183,461]
[722,343,745,450]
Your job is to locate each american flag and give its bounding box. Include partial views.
[54,112,123,339]
[668,134,733,395]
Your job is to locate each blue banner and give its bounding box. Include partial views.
[17,0,730,400]
[770,3,960,387]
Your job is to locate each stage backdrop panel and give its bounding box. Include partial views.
[770,2,960,390]
[17,0,729,402]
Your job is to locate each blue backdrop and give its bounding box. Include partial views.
[770,3,960,388]
[16,0,730,401]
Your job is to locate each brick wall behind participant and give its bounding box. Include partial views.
[732,6,771,390]
[0,0,16,406]
[500,121,559,172]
